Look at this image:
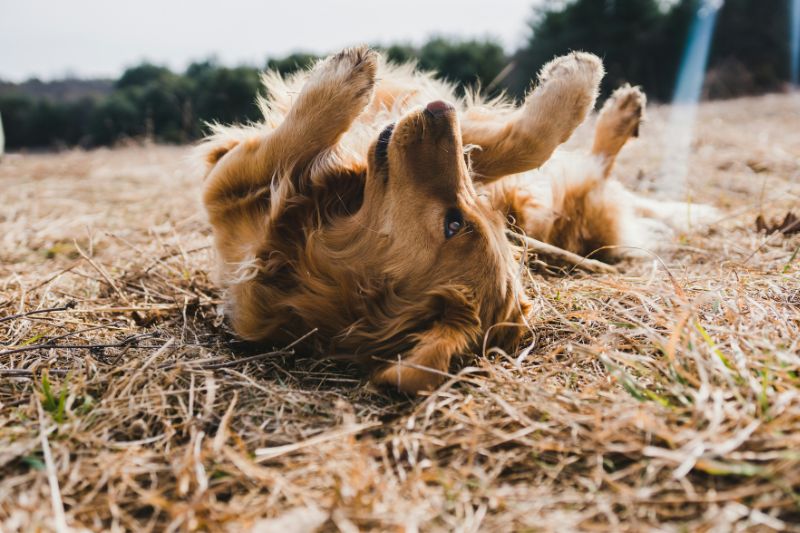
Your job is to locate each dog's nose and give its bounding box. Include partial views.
[425,100,455,116]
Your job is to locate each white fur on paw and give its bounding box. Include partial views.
[329,46,377,79]
[684,203,720,227]
[309,46,377,103]
[663,202,720,232]
[527,52,605,141]
[538,52,605,99]
[637,199,721,233]
[599,84,646,136]
[605,84,646,114]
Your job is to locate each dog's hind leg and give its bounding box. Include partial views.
[539,87,645,259]
[203,46,377,219]
[591,84,646,177]
[591,85,719,232]
[461,52,604,182]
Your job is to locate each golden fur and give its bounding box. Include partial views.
[198,46,716,394]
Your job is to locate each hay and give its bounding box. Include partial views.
[1,94,799,531]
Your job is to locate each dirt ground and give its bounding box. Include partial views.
[1,93,799,532]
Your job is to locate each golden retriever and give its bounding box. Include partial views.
[198,46,715,394]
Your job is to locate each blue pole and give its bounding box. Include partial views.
[792,0,800,85]
[673,2,721,104]
[660,1,722,195]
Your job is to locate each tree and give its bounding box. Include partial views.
[0,94,37,148]
[188,65,262,132]
[419,38,508,92]
[510,0,790,102]
[89,92,141,145]
[266,53,319,76]
[2,14,791,151]
[116,63,173,90]
[705,0,790,97]
[510,0,688,101]
[382,44,417,65]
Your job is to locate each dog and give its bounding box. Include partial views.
[198,46,715,394]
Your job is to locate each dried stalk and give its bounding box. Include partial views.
[506,231,618,274]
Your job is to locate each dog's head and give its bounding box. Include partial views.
[353,101,530,391]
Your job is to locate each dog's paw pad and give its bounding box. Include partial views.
[538,51,605,92]
[527,52,604,137]
[326,46,378,93]
[609,84,646,112]
[598,84,646,137]
[605,84,646,124]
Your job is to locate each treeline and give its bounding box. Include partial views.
[0,0,793,149]
[508,0,791,101]
[0,39,507,149]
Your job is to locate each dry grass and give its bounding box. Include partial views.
[1,93,799,532]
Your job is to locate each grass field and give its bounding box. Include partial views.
[1,93,799,532]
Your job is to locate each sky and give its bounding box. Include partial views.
[1,0,539,82]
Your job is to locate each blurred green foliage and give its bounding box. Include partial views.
[0,0,792,149]
[508,0,790,101]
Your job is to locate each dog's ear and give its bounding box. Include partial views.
[371,286,481,394]
[205,139,239,168]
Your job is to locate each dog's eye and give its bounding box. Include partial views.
[444,208,464,239]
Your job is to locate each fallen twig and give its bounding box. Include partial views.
[1,368,70,378]
[74,241,131,304]
[506,231,618,274]
[255,421,381,461]
[0,333,158,357]
[158,328,318,370]
[0,303,76,324]
[157,349,288,371]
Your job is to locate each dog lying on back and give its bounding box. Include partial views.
[199,46,714,394]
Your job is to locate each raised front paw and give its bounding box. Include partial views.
[538,51,604,99]
[526,52,604,140]
[308,45,378,111]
